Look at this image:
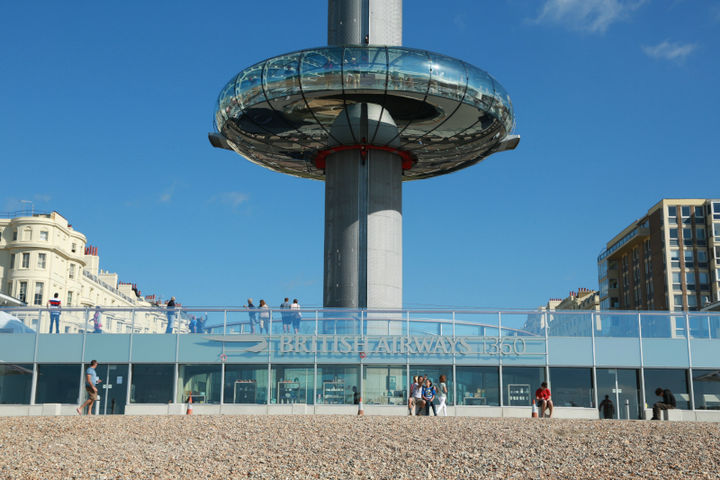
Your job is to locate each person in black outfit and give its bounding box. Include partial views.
[651,387,676,420]
[599,395,614,419]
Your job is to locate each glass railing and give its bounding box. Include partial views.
[2,307,718,340]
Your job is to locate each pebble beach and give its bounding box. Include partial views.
[1,415,719,479]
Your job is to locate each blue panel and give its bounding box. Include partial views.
[595,338,641,366]
[131,334,177,363]
[36,334,83,362]
[178,335,225,363]
[690,340,720,368]
[501,355,546,366]
[642,339,689,367]
[0,334,36,362]
[270,335,315,364]
[548,338,594,366]
[84,335,131,363]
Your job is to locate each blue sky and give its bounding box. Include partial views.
[1,1,718,308]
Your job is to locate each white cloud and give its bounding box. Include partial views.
[642,40,698,62]
[534,0,647,33]
[212,192,249,209]
[159,183,177,203]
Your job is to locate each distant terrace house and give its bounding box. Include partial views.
[0,211,182,333]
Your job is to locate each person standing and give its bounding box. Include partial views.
[258,300,270,334]
[196,313,207,334]
[413,375,425,415]
[188,315,197,334]
[599,395,614,419]
[247,299,258,334]
[47,293,61,334]
[92,307,103,333]
[422,378,437,416]
[651,387,676,420]
[165,297,177,334]
[408,376,419,416]
[535,382,553,418]
[437,374,448,416]
[280,298,291,333]
[77,360,102,415]
[290,299,302,334]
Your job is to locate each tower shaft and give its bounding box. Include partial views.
[323,0,403,310]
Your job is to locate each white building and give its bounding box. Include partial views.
[0,211,181,333]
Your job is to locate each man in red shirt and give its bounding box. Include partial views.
[535,382,553,418]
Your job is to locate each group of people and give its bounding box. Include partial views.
[408,374,448,416]
[246,298,302,334]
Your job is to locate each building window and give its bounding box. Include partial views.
[21,253,30,268]
[131,364,174,403]
[223,365,269,404]
[9,254,15,269]
[0,363,33,404]
[33,282,44,306]
[18,281,27,303]
[69,264,75,279]
[693,369,720,410]
[596,368,642,419]
[698,250,708,267]
[71,243,76,253]
[39,230,48,241]
[684,249,694,268]
[668,206,677,219]
[37,253,46,269]
[456,366,499,406]
[644,369,691,410]
[549,367,594,408]
[35,364,82,404]
[681,206,691,218]
[714,223,720,239]
[12,230,17,241]
[177,365,222,404]
[695,206,704,218]
[502,367,545,406]
[316,365,361,405]
[67,291,73,306]
[271,364,314,404]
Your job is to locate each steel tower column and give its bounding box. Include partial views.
[323,0,403,312]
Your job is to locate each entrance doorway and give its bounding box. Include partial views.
[97,364,128,414]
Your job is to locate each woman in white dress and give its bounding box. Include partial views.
[437,374,448,416]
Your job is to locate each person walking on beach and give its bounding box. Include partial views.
[77,360,102,415]
[290,299,302,334]
[280,298,291,333]
[165,297,177,333]
[437,374,448,416]
[258,300,270,334]
[599,395,614,419]
[535,382,553,418]
[422,378,437,416]
[651,387,676,420]
[47,293,61,333]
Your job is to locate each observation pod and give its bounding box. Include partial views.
[209,2,519,315]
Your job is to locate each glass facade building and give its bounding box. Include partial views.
[1,307,720,419]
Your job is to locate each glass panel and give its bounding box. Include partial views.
[549,367,594,408]
[386,47,430,95]
[343,46,387,91]
[316,365,360,405]
[547,311,592,337]
[223,364,268,404]
[501,366,545,406]
[35,364,81,403]
[97,364,128,415]
[454,312,499,336]
[594,313,639,337]
[271,364,313,404]
[456,366,499,406]
[299,48,344,93]
[641,314,675,338]
[237,63,266,110]
[0,363,33,404]
[692,369,720,410]
[596,368,642,419]
[644,368,690,409]
[320,310,360,335]
[263,53,301,103]
[130,364,173,403]
[364,365,407,406]
[427,53,466,101]
[177,364,221,404]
